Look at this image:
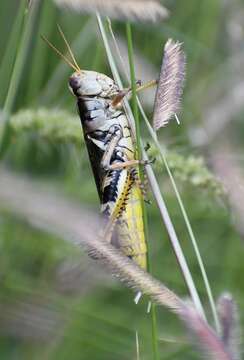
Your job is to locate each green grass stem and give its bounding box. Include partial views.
[126,22,160,360]
[0,0,43,157]
[0,0,26,106]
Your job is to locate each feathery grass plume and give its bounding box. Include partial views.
[8,108,81,146]
[143,135,223,195]
[0,169,234,359]
[180,304,232,360]
[217,293,241,360]
[54,0,168,22]
[155,149,224,196]
[153,39,186,131]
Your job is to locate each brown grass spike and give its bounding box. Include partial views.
[153,39,186,131]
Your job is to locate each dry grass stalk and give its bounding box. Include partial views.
[153,39,186,131]
[54,0,168,22]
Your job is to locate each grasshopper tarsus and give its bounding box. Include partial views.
[144,142,151,152]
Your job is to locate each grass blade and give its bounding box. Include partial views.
[0,0,43,157]
[0,0,27,106]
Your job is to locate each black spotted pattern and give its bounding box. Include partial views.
[102,170,122,206]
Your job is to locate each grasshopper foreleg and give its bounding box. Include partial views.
[111,80,142,108]
[108,158,155,171]
[100,125,123,171]
[111,79,158,109]
[100,124,155,172]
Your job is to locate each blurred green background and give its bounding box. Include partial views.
[0,0,243,359]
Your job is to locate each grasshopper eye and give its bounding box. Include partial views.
[69,76,80,91]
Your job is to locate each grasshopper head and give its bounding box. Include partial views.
[69,71,119,98]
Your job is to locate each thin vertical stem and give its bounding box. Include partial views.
[126,24,140,160]
[126,22,160,360]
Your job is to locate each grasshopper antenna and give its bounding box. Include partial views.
[57,24,81,72]
[41,34,80,73]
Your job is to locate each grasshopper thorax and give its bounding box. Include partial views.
[69,70,119,98]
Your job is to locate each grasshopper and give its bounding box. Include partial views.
[69,69,148,269]
[42,29,154,269]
